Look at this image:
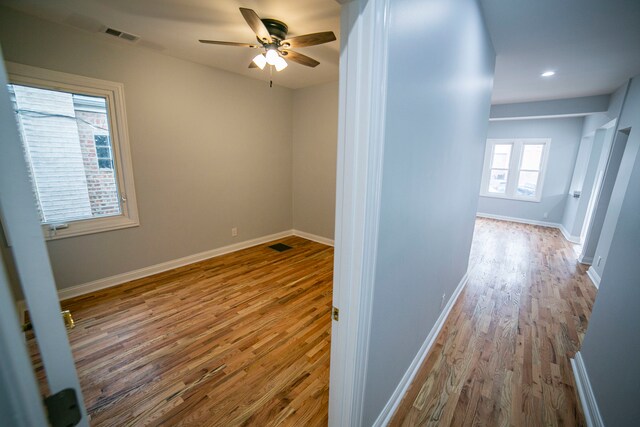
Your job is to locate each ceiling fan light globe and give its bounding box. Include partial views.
[265,49,279,65]
[274,56,288,71]
[252,54,267,69]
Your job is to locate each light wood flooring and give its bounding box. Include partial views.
[390,218,597,426]
[28,219,596,426]
[28,236,333,426]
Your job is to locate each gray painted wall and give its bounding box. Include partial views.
[477,117,583,223]
[362,0,495,423]
[292,81,338,240]
[0,7,294,289]
[580,74,640,427]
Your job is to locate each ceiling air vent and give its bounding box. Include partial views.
[104,27,140,42]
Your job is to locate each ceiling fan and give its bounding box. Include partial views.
[199,7,336,72]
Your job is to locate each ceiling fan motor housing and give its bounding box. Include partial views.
[199,8,334,69]
[259,19,288,41]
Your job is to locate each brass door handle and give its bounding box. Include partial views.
[23,310,75,332]
[61,310,75,329]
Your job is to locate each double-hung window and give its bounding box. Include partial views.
[6,62,139,239]
[480,138,550,202]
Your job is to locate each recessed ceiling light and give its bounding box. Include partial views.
[541,71,556,77]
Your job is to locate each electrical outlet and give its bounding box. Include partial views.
[231,227,238,237]
[543,212,548,219]
[597,256,602,266]
[440,293,446,309]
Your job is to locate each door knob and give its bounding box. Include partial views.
[23,310,75,331]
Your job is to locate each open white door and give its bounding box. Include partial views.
[0,49,89,426]
[328,0,389,425]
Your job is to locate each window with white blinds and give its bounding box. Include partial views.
[6,62,139,240]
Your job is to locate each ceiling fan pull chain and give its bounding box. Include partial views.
[270,65,273,88]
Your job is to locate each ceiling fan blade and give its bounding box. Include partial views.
[239,8,272,44]
[199,40,260,48]
[281,32,336,48]
[282,50,320,68]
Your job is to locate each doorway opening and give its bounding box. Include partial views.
[579,127,630,268]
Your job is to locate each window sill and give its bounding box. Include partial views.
[43,215,139,241]
[479,193,542,203]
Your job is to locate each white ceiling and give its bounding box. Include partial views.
[480,0,640,104]
[0,0,341,89]
[2,0,640,102]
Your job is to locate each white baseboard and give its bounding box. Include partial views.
[476,213,581,243]
[571,352,605,427]
[55,230,293,301]
[477,212,560,228]
[586,267,601,289]
[558,224,582,244]
[579,254,593,265]
[292,229,334,247]
[373,272,470,427]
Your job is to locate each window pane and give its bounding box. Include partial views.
[488,169,509,193]
[9,84,121,223]
[96,147,110,158]
[98,159,114,169]
[94,135,109,146]
[491,144,512,169]
[521,144,544,170]
[516,171,539,197]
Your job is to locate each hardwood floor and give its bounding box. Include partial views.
[28,236,333,426]
[27,219,596,426]
[390,218,597,427]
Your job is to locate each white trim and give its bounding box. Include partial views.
[578,254,593,265]
[0,257,50,427]
[6,61,139,241]
[489,113,594,121]
[292,230,334,246]
[328,0,390,425]
[373,272,470,427]
[476,212,560,229]
[480,138,551,202]
[558,224,582,244]
[586,267,601,289]
[41,230,292,302]
[571,352,605,427]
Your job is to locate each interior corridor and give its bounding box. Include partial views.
[391,218,596,426]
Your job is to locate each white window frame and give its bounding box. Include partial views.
[6,62,139,240]
[480,138,551,202]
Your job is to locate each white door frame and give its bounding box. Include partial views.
[328,0,390,425]
[0,49,89,425]
[0,257,49,427]
[579,118,621,263]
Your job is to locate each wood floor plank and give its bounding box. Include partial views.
[27,236,333,427]
[27,219,595,426]
[390,219,595,427]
